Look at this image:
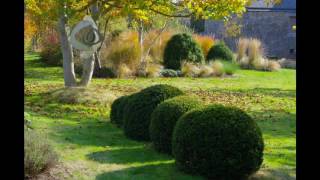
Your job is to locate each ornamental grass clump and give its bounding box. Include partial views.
[181,61,201,77]
[25,130,58,178]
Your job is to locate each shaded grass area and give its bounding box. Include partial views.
[24,54,296,179]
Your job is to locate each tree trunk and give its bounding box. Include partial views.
[138,21,144,56]
[137,21,147,76]
[58,16,77,87]
[79,52,95,87]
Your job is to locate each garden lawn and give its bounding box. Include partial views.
[25,53,296,180]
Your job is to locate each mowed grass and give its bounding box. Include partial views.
[25,54,296,180]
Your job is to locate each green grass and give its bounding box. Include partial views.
[25,54,296,179]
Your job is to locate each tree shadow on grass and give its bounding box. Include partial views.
[87,145,172,165]
[95,162,204,180]
[249,110,296,138]
[251,88,295,98]
[204,87,296,98]
[94,163,295,180]
[50,120,139,147]
[249,168,296,180]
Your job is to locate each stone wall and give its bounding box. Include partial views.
[203,11,296,59]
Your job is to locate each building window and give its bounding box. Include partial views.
[289,49,295,54]
[292,25,296,31]
[290,16,296,32]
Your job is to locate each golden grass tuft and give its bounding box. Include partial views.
[181,61,201,77]
[248,38,264,65]
[101,31,141,75]
[210,60,225,77]
[267,60,281,71]
[49,87,116,105]
[117,64,133,78]
[146,63,163,78]
[193,35,215,57]
[236,38,249,62]
[198,65,214,77]
[147,30,175,63]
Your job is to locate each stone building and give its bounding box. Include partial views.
[190,0,296,59]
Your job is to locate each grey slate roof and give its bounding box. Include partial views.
[273,0,296,9]
[248,0,296,10]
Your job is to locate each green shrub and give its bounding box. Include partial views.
[207,42,235,62]
[95,67,116,78]
[123,84,184,141]
[39,43,63,66]
[176,70,183,77]
[172,104,264,179]
[75,64,117,78]
[220,60,239,75]
[25,130,58,178]
[163,33,205,70]
[110,95,132,127]
[150,96,203,154]
[160,69,179,77]
[74,55,116,78]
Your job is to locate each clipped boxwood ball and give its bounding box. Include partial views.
[110,95,132,128]
[150,96,203,154]
[163,33,205,70]
[172,104,264,179]
[123,84,184,141]
[207,42,235,62]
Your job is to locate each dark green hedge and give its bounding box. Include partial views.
[123,84,184,141]
[110,95,131,128]
[149,96,203,154]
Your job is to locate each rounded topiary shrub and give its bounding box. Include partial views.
[110,95,131,128]
[207,42,235,62]
[149,96,203,154]
[123,84,184,141]
[172,104,264,179]
[163,33,205,70]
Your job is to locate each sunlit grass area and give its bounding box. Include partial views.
[25,54,296,179]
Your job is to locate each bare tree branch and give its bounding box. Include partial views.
[142,21,168,63]
[149,8,192,18]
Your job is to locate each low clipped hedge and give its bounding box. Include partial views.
[110,95,131,127]
[207,42,235,62]
[160,69,179,77]
[149,96,203,154]
[163,33,205,70]
[123,84,184,141]
[172,104,264,179]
